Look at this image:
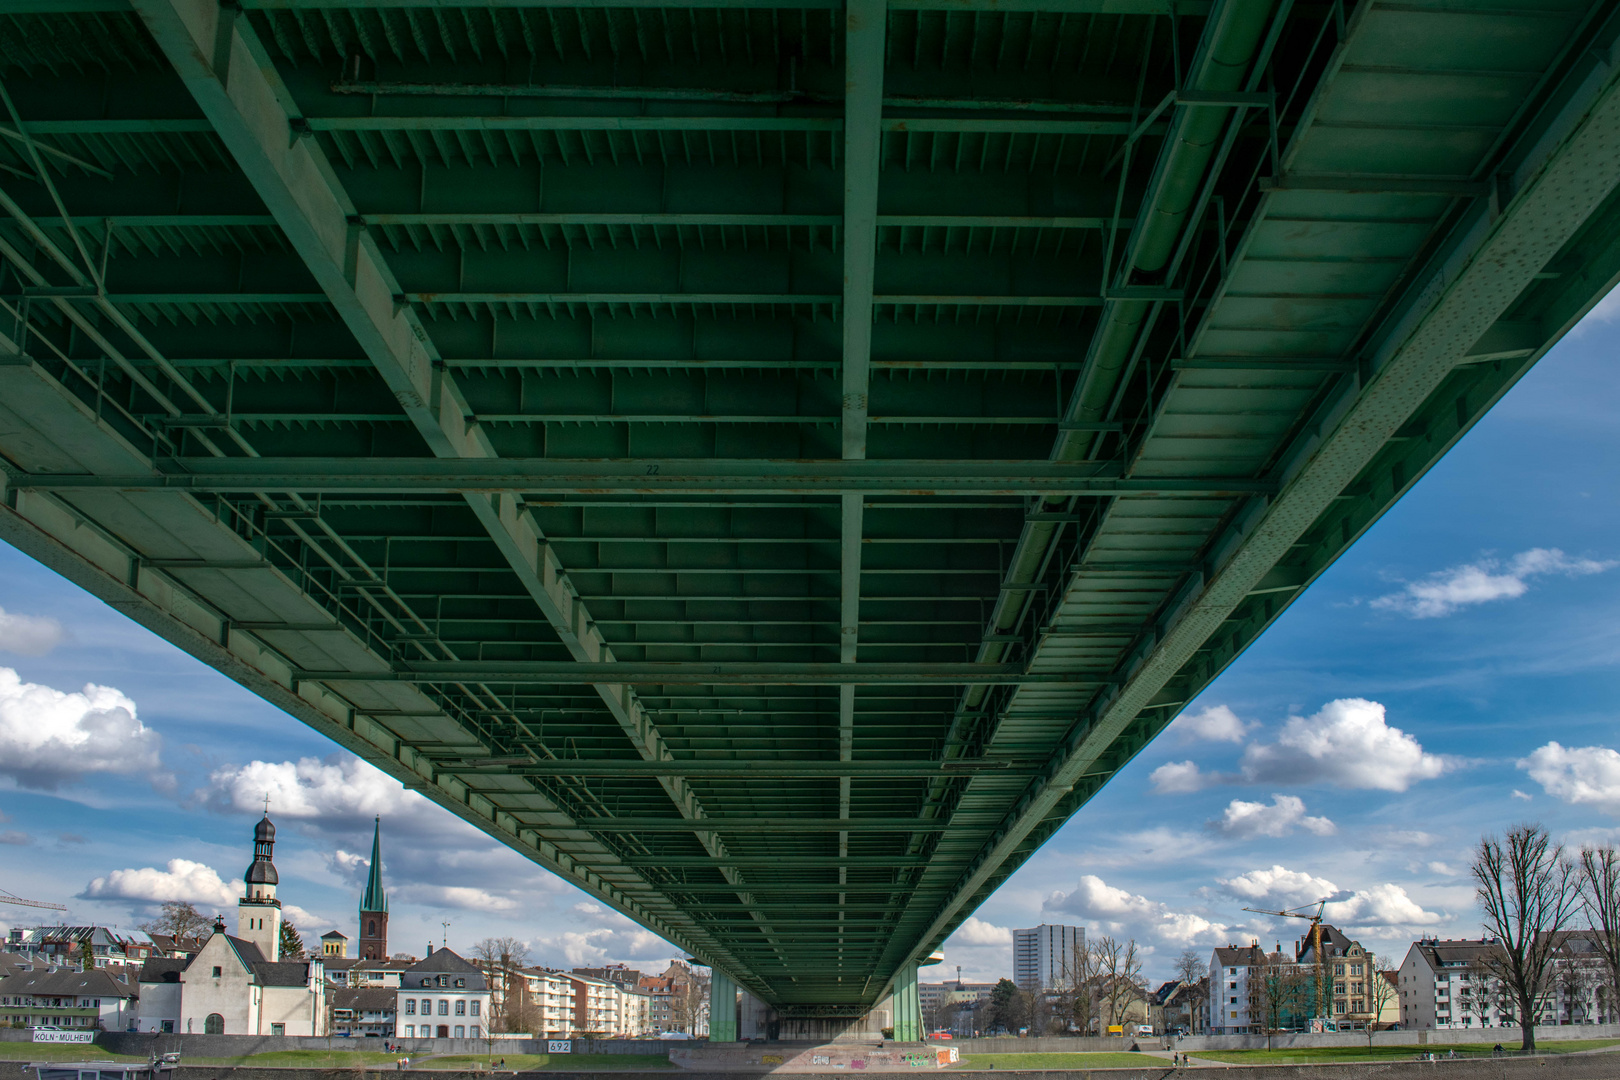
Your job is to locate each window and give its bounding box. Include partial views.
[454,1025,465,1038]
[405,1001,416,1015]
[470,1026,480,1039]
[438,976,448,988]
[455,1001,466,1015]
[405,1025,414,1038]
[422,999,432,1012]
[271,1024,285,1036]
[455,979,465,988]
[204,1013,225,1035]
[212,966,222,977]
[368,921,376,936]
[421,979,430,987]
[439,1000,449,1015]
[470,1002,480,1017]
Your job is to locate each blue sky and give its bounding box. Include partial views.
[5,303,1620,989]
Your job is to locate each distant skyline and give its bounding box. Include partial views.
[6,300,1620,987]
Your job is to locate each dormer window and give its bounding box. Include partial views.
[421,978,430,987]
[455,979,465,988]
[438,975,448,987]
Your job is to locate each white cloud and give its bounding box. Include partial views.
[1240,698,1445,791]
[0,666,164,790]
[1520,742,1620,815]
[1512,789,1533,802]
[1150,761,1212,794]
[1321,884,1443,934]
[1371,548,1615,619]
[405,886,519,914]
[572,902,604,917]
[82,858,241,909]
[1045,875,1230,947]
[0,607,64,656]
[1572,283,1620,337]
[1427,862,1457,877]
[203,757,423,826]
[0,830,30,845]
[951,918,1013,947]
[1212,795,1336,839]
[1219,866,1339,907]
[1173,705,1254,743]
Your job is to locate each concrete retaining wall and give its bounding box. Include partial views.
[156,1055,1620,1080]
[953,1024,1620,1053]
[0,1031,668,1059]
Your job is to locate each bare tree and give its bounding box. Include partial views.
[1363,956,1397,1051]
[1173,951,1207,1033]
[1252,953,1308,1049]
[471,938,531,1032]
[1092,937,1146,1033]
[1578,844,1620,1023]
[1473,823,1580,1051]
[139,901,210,943]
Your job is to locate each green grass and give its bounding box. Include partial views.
[0,1045,147,1063]
[185,1051,406,1068]
[416,1054,673,1071]
[950,1052,1165,1070]
[1196,1039,1620,1066]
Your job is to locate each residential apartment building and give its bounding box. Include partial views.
[1296,925,1377,1023]
[515,968,578,1038]
[0,967,138,1030]
[394,947,491,1042]
[1013,925,1085,991]
[1207,943,1268,1034]
[1397,938,1509,1030]
[563,971,619,1035]
[329,987,397,1037]
[5,927,156,969]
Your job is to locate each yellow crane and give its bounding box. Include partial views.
[0,887,67,912]
[1242,898,1330,1023]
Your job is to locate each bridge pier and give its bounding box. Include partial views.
[710,969,738,1042]
[892,962,922,1042]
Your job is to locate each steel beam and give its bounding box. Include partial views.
[436,759,1033,777]
[9,460,1273,497]
[131,0,781,995]
[901,10,1620,971]
[294,662,1107,685]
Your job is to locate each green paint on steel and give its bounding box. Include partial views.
[0,0,1615,1018]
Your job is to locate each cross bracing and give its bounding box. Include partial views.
[0,0,1619,1014]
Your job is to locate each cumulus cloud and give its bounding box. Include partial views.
[1150,761,1213,794]
[1212,795,1336,838]
[1240,698,1445,791]
[1219,866,1339,907]
[203,757,424,826]
[1520,742,1620,815]
[0,607,64,656]
[1371,548,1615,619]
[1173,705,1254,743]
[82,858,242,909]
[1046,875,1228,947]
[0,667,164,790]
[1321,884,1443,933]
[952,918,1013,947]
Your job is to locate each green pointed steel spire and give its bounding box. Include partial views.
[360,816,387,913]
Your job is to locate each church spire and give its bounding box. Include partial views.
[361,817,387,913]
[359,816,389,961]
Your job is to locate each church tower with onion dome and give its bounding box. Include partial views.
[238,812,283,961]
[358,817,388,960]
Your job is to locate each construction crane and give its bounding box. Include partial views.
[1242,898,1330,1023]
[0,887,67,912]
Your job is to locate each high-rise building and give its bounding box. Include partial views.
[1012,924,1084,990]
[359,817,389,960]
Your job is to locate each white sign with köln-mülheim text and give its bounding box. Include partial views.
[547,1041,572,1054]
[33,1032,94,1044]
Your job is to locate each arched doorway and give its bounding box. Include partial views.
[204,1014,224,1035]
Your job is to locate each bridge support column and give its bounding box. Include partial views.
[710,969,738,1042]
[892,962,922,1042]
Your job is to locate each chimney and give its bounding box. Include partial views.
[427,942,433,955]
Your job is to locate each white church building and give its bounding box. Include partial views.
[137,814,326,1035]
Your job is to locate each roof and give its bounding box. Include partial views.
[251,961,312,988]
[138,957,188,985]
[401,948,486,990]
[322,931,349,941]
[0,967,137,999]
[1408,939,1504,972]
[332,986,398,1012]
[1211,945,1267,968]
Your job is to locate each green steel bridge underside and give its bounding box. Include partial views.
[2,0,1620,1019]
